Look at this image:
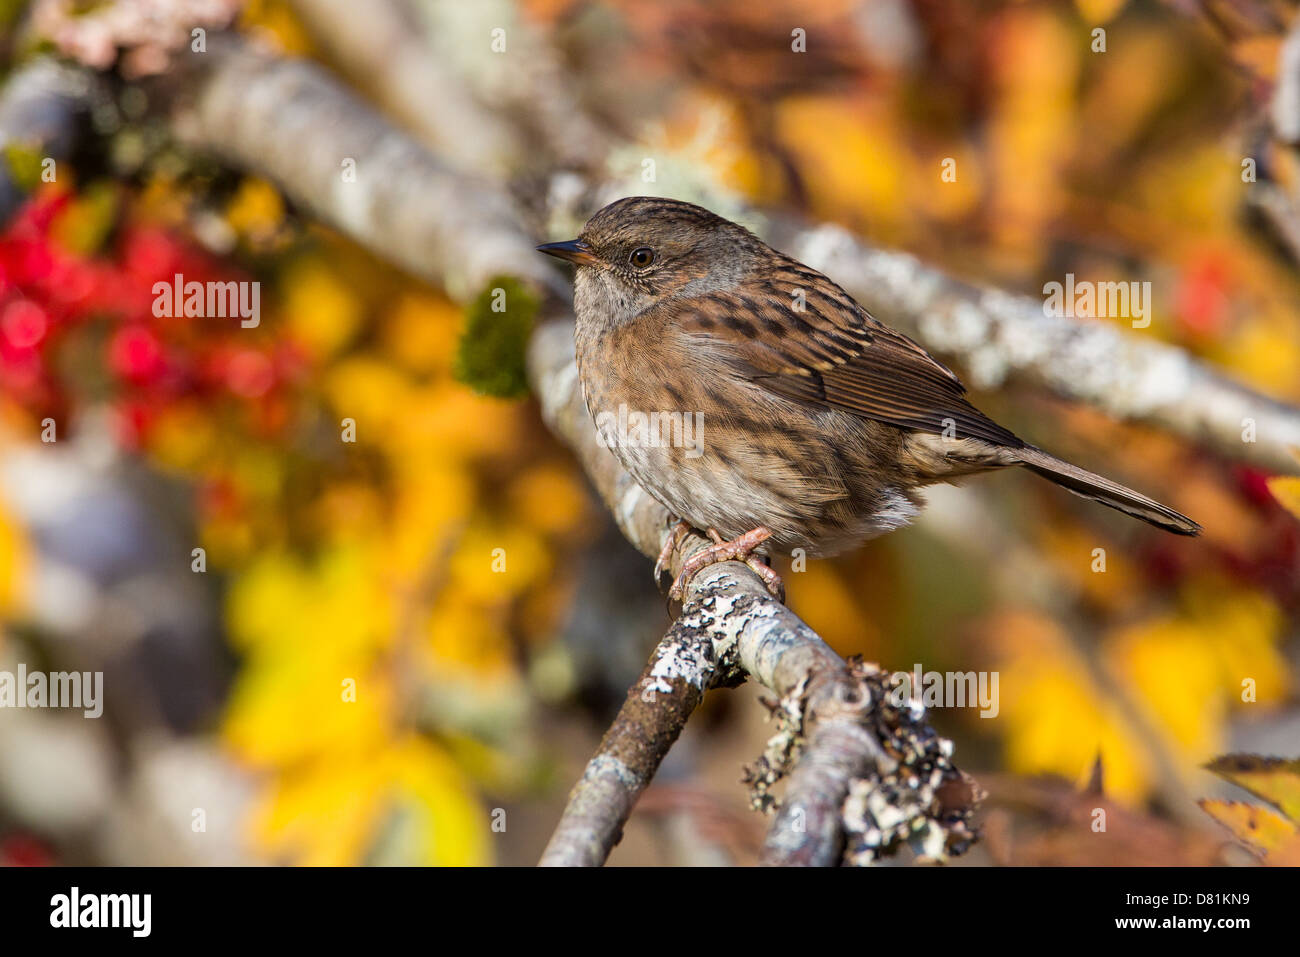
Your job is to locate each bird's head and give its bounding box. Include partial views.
[538,196,763,332]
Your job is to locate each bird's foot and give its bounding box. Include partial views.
[668,525,782,602]
[653,518,692,590]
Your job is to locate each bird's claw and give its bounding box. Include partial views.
[667,525,781,602]
[742,555,785,603]
[653,519,692,590]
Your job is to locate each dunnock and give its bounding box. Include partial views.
[539,197,1199,600]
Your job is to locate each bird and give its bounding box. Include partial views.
[538,196,1200,601]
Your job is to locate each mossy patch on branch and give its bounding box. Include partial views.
[453,276,538,399]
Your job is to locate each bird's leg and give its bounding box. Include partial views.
[668,525,783,602]
[653,517,693,590]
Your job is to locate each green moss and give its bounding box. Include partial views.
[453,276,539,399]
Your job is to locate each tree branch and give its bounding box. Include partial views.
[285,0,520,175]
[162,35,557,302]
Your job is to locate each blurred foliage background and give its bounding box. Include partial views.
[0,0,1299,866]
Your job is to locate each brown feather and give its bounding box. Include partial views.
[679,261,1023,448]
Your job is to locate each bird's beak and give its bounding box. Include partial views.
[536,239,598,267]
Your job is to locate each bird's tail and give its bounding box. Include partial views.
[1014,446,1201,536]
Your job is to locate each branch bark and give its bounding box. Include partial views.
[286,0,608,175]
[285,0,520,175]
[539,617,723,867]
[162,35,557,303]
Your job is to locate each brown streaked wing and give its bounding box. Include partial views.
[675,268,1024,448]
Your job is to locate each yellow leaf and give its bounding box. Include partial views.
[148,403,217,474]
[246,735,490,865]
[784,562,880,656]
[239,0,316,56]
[1192,586,1288,705]
[776,95,910,234]
[1074,0,1127,23]
[1266,834,1300,865]
[285,258,364,360]
[1109,616,1226,760]
[385,736,492,866]
[425,594,514,678]
[1224,321,1300,395]
[225,545,394,659]
[387,466,475,579]
[1228,36,1283,81]
[986,9,1079,261]
[225,656,393,768]
[996,612,1151,801]
[1079,27,1179,171]
[1038,523,1138,615]
[450,523,550,603]
[324,358,411,442]
[1204,754,1300,821]
[507,463,590,537]
[1198,799,1297,858]
[224,177,284,242]
[311,482,386,546]
[251,751,390,866]
[1267,476,1300,522]
[381,293,460,375]
[0,496,29,615]
[1108,586,1288,777]
[388,383,523,463]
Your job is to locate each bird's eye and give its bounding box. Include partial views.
[629,247,655,269]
